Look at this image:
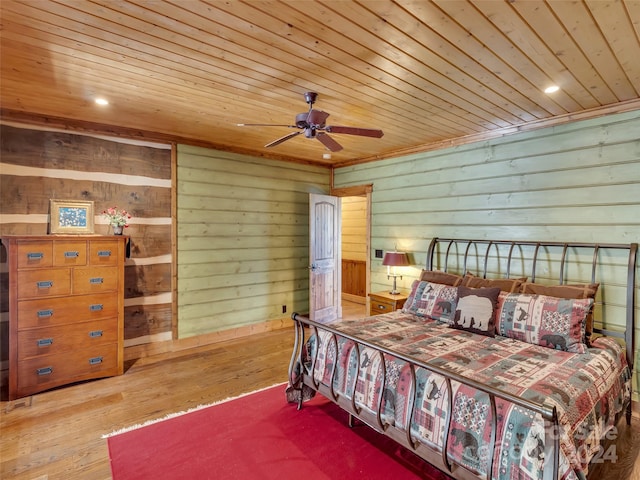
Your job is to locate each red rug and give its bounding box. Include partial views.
[106,383,451,479]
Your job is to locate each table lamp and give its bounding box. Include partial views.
[382,250,409,294]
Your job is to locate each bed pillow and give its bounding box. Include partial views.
[451,286,501,337]
[402,280,458,323]
[495,293,593,353]
[520,282,599,343]
[520,282,599,298]
[419,270,464,286]
[461,273,526,292]
[402,280,421,315]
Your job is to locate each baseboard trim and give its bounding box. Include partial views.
[342,292,366,304]
[123,316,293,361]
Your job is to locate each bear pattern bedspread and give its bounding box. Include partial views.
[303,311,630,480]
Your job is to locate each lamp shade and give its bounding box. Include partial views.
[382,251,409,267]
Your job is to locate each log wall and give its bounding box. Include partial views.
[0,124,173,384]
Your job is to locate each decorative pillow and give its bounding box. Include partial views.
[520,283,599,343]
[520,282,599,298]
[462,273,527,292]
[419,270,464,286]
[402,280,458,323]
[402,280,421,315]
[495,293,593,353]
[451,286,501,337]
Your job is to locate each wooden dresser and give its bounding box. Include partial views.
[1,235,126,400]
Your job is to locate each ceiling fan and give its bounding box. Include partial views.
[237,92,384,152]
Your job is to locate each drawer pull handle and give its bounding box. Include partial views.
[89,356,103,365]
[89,330,103,338]
[89,277,104,284]
[37,281,53,288]
[89,304,104,311]
[27,252,44,260]
[37,367,53,376]
[97,250,112,257]
[37,338,54,347]
[377,304,387,309]
[37,309,54,318]
[64,251,79,258]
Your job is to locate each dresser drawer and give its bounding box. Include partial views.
[370,299,396,315]
[17,268,71,299]
[17,343,119,391]
[53,241,87,266]
[72,266,119,294]
[17,293,118,328]
[89,240,120,266]
[17,318,118,360]
[16,241,53,269]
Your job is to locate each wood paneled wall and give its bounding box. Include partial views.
[342,259,366,298]
[333,109,640,402]
[341,196,367,262]
[0,124,173,382]
[176,144,329,338]
[341,196,367,301]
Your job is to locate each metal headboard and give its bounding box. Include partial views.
[426,237,638,373]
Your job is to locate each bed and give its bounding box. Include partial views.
[287,237,637,480]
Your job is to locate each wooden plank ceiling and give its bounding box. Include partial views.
[1,0,639,167]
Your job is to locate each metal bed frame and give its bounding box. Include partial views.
[289,237,637,480]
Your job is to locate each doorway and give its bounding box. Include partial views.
[332,185,371,320]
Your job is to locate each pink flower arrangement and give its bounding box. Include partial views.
[102,206,131,228]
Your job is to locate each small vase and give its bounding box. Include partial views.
[111,225,123,235]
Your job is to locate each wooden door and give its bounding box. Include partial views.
[309,193,341,323]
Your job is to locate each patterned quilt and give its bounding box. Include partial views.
[302,311,630,480]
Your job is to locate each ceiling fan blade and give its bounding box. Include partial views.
[265,131,302,148]
[238,123,297,128]
[325,125,384,138]
[316,132,343,152]
[306,109,330,126]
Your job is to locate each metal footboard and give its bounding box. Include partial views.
[288,313,559,480]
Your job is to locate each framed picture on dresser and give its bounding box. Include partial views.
[49,199,95,234]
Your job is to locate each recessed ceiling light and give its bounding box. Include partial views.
[544,85,560,94]
[95,98,109,106]
[323,153,332,160]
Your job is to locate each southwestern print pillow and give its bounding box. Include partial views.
[520,282,599,344]
[403,280,458,324]
[451,286,501,337]
[495,293,593,353]
[402,280,421,315]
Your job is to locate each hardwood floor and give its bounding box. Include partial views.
[1,300,638,480]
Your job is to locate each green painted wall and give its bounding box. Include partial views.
[334,109,640,401]
[176,145,329,338]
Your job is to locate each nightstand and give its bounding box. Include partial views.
[369,291,408,316]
